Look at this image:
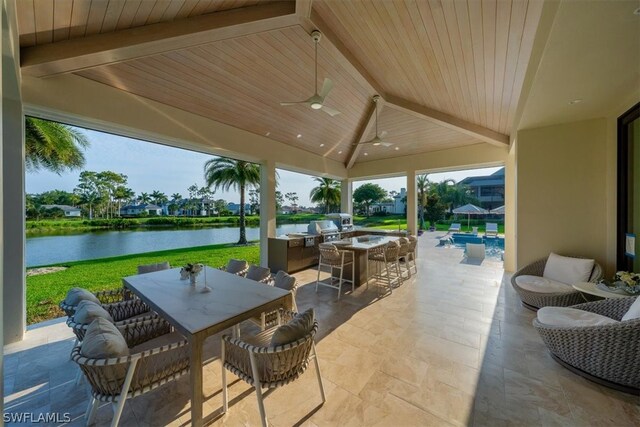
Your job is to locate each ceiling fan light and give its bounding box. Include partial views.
[373,142,381,146]
[310,102,323,110]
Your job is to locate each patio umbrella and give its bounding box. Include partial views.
[490,205,505,215]
[452,203,488,231]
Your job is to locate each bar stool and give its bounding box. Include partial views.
[316,243,355,300]
[407,235,418,274]
[397,237,412,280]
[367,240,401,293]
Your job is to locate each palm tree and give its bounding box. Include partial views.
[150,190,168,206]
[309,177,341,214]
[138,192,151,204]
[204,157,260,244]
[25,117,90,174]
[416,174,430,230]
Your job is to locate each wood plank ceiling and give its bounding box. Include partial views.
[15,0,544,166]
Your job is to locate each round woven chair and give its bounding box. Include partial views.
[59,288,144,318]
[221,309,325,427]
[511,256,602,310]
[74,317,190,426]
[533,297,639,395]
[220,259,249,276]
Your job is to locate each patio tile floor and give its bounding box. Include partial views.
[3,234,639,426]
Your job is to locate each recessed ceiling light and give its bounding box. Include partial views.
[395,147,399,151]
[568,99,583,105]
[296,134,302,139]
[364,152,368,156]
[338,150,343,154]
[265,132,270,136]
[320,143,325,147]
[634,7,640,15]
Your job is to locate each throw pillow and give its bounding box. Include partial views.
[621,297,640,321]
[271,308,315,347]
[65,287,100,306]
[81,318,129,359]
[543,253,595,285]
[74,300,113,324]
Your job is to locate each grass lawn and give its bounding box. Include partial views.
[26,243,259,325]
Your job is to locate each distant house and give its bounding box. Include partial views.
[371,188,406,214]
[120,203,163,216]
[41,204,81,217]
[166,198,215,216]
[226,202,251,215]
[458,168,505,210]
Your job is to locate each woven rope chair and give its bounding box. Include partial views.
[367,241,401,293]
[220,259,249,276]
[511,256,603,310]
[250,271,299,330]
[533,297,640,394]
[407,235,418,274]
[74,317,190,427]
[221,310,325,427]
[59,288,142,318]
[67,312,160,343]
[246,265,272,284]
[397,237,412,280]
[137,261,170,275]
[316,243,354,300]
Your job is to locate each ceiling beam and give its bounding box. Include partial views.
[299,10,385,97]
[295,0,313,19]
[21,1,298,77]
[385,95,510,147]
[345,99,382,169]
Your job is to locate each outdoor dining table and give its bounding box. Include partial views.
[122,266,293,427]
[331,234,402,286]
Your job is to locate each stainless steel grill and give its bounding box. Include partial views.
[307,220,340,242]
[327,213,354,232]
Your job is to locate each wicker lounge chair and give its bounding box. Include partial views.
[221,309,325,427]
[511,256,602,310]
[74,317,190,426]
[533,297,640,394]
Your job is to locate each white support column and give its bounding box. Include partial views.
[259,159,276,268]
[406,170,417,236]
[2,1,25,344]
[340,179,352,214]
[504,141,517,272]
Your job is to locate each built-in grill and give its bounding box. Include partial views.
[307,220,340,242]
[327,213,354,232]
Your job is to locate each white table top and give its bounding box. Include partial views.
[572,281,628,299]
[123,266,291,337]
[332,234,400,250]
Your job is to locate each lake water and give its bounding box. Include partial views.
[26,224,309,267]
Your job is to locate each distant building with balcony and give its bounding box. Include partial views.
[371,188,407,214]
[459,168,505,210]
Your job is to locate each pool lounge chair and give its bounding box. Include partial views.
[485,223,498,237]
[448,223,461,233]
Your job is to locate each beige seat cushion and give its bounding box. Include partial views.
[537,307,618,327]
[81,318,129,359]
[273,271,296,291]
[226,259,248,274]
[543,253,594,285]
[515,275,572,293]
[622,297,640,321]
[271,308,315,346]
[74,300,113,324]
[65,287,100,306]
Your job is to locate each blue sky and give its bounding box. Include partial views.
[26,126,501,206]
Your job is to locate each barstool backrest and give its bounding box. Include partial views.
[385,240,400,260]
[319,243,343,266]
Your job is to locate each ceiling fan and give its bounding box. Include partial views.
[280,30,340,117]
[359,95,392,147]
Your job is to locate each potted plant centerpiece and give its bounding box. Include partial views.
[613,271,640,294]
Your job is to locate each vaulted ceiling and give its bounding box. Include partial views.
[16,0,545,167]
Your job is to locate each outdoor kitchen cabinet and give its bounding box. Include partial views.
[268,237,320,274]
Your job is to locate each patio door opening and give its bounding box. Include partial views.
[617,102,640,271]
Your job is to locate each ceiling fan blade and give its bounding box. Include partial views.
[379,130,388,138]
[321,105,341,116]
[280,101,309,106]
[319,78,334,98]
